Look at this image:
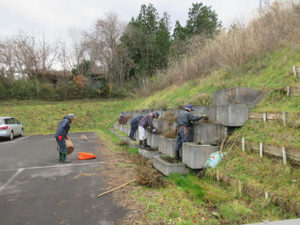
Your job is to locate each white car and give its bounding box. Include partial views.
[0,117,24,140]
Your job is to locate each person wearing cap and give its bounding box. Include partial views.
[129,115,143,141]
[55,114,75,163]
[138,112,159,148]
[175,105,206,160]
[118,112,126,124]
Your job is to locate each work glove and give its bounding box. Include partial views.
[58,135,63,141]
[152,129,156,133]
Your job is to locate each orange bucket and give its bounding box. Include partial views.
[78,152,97,160]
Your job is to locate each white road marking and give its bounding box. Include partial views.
[0,168,24,194]
[0,135,31,145]
[0,161,106,172]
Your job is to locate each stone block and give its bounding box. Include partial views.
[114,123,118,130]
[192,106,217,123]
[182,143,219,169]
[158,136,177,157]
[151,133,160,149]
[138,148,161,159]
[213,87,266,106]
[153,155,188,176]
[216,104,249,127]
[192,123,227,145]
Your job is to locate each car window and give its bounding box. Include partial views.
[4,119,10,124]
[11,118,17,124]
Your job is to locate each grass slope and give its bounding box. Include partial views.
[1,46,299,224]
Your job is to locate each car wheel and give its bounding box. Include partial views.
[20,129,24,136]
[10,131,14,140]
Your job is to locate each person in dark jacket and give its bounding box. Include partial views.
[55,114,75,163]
[129,115,143,141]
[175,105,206,160]
[138,112,159,148]
[118,112,125,124]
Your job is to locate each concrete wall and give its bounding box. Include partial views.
[192,106,217,123]
[153,155,188,176]
[216,104,249,127]
[192,123,227,145]
[182,143,219,169]
[158,136,177,157]
[213,87,266,106]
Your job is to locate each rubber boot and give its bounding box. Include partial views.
[62,152,71,163]
[59,152,63,162]
[143,139,151,148]
[175,149,180,160]
[139,140,143,148]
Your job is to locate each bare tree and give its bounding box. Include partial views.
[83,12,130,87]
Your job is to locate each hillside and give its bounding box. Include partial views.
[1,44,300,224]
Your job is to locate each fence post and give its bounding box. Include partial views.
[293,65,297,78]
[287,86,290,97]
[263,112,267,123]
[242,137,245,152]
[282,147,287,165]
[260,143,264,158]
[238,180,242,196]
[265,191,269,200]
[282,112,287,127]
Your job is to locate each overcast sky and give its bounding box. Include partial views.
[0,0,275,41]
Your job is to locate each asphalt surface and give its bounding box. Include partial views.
[0,132,127,225]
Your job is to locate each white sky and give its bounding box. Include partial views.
[0,0,275,41]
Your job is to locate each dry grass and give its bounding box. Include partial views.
[138,1,300,95]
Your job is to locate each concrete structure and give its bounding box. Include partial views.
[150,133,160,149]
[153,155,188,176]
[192,106,217,123]
[216,104,249,127]
[138,148,161,159]
[182,143,219,169]
[192,123,227,145]
[158,136,177,157]
[244,218,300,225]
[213,87,266,106]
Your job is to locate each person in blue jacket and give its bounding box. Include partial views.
[175,105,206,160]
[55,114,75,163]
[129,115,143,141]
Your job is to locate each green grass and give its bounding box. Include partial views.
[1,46,299,223]
[237,120,300,148]
[135,47,300,112]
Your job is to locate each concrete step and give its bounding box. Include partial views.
[138,148,161,159]
[192,123,227,145]
[182,143,219,169]
[153,155,188,176]
[158,136,177,157]
[148,132,160,149]
[153,119,177,133]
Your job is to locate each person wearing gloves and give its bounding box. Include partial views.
[175,105,206,160]
[129,115,144,141]
[55,114,75,163]
[138,112,159,148]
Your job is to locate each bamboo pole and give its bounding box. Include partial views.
[98,180,135,197]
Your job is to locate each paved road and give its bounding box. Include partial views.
[0,132,127,225]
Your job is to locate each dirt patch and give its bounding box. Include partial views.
[161,155,181,164]
[133,155,166,188]
[96,135,145,224]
